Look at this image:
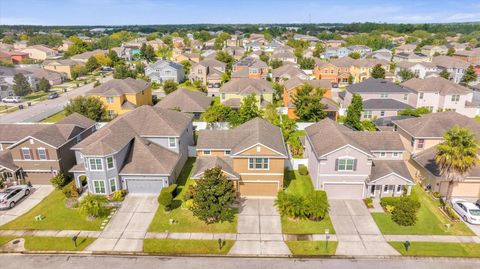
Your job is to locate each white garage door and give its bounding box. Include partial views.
[324,183,364,199]
[126,179,164,194]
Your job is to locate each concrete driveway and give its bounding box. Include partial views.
[86,194,158,252]
[329,200,399,256]
[229,199,290,256]
[0,185,53,226]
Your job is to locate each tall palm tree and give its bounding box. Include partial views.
[435,126,480,201]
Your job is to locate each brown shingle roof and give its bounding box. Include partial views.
[156,88,212,113]
[284,77,332,92]
[57,112,95,129]
[401,77,470,95]
[87,78,150,96]
[220,78,273,94]
[191,156,239,179]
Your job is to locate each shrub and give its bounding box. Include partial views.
[184,199,194,210]
[50,173,67,189]
[62,182,80,198]
[79,195,108,218]
[165,184,178,197]
[275,190,329,220]
[385,205,395,213]
[304,191,328,220]
[391,197,420,226]
[380,197,401,208]
[298,165,308,176]
[158,188,173,210]
[432,192,441,199]
[183,185,196,201]
[111,190,127,201]
[445,206,459,220]
[364,197,373,208]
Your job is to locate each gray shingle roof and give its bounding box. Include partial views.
[401,77,470,95]
[348,78,410,94]
[220,78,273,94]
[284,77,332,92]
[363,99,413,110]
[156,88,212,113]
[368,160,413,183]
[191,156,239,179]
[87,78,150,96]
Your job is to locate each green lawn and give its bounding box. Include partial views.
[286,241,337,256]
[0,236,16,247]
[372,186,474,235]
[148,158,238,233]
[389,242,480,257]
[281,170,336,234]
[22,91,49,101]
[144,239,234,255]
[40,111,66,123]
[178,82,198,91]
[24,236,95,251]
[0,190,107,231]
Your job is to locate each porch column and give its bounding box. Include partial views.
[407,185,412,195]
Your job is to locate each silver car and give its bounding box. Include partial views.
[0,185,31,209]
[452,198,480,225]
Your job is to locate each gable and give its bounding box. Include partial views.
[369,173,413,185]
[234,143,284,157]
[322,144,372,159]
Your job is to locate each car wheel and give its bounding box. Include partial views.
[463,215,468,222]
[9,202,15,209]
[25,189,30,196]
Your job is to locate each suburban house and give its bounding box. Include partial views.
[0,113,96,185]
[219,78,273,108]
[43,59,81,79]
[343,78,413,119]
[8,51,29,64]
[350,59,390,83]
[87,78,153,117]
[193,117,288,197]
[401,77,477,116]
[21,45,59,61]
[393,112,480,198]
[421,45,448,57]
[19,67,66,86]
[347,45,372,57]
[155,88,212,119]
[452,49,480,65]
[367,49,392,62]
[272,49,297,64]
[395,44,416,55]
[304,118,414,199]
[70,49,108,63]
[231,57,268,80]
[323,40,346,49]
[224,46,245,60]
[322,47,351,59]
[70,106,194,195]
[432,56,470,84]
[145,59,185,83]
[189,59,226,86]
[394,61,438,80]
[272,64,309,82]
[282,77,337,120]
[393,53,431,63]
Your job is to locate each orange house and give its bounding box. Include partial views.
[313,60,339,83]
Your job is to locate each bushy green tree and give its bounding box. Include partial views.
[371,64,386,79]
[348,51,361,59]
[270,59,283,69]
[292,84,326,122]
[461,65,478,84]
[191,167,236,224]
[201,103,235,123]
[215,51,234,71]
[439,69,451,80]
[298,57,315,69]
[71,64,88,80]
[86,56,100,73]
[398,107,431,117]
[345,93,363,130]
[38,77,51,93]
[391,197,420,226]
[64,95,109,121]
[13,73,31,96]
[113,63,135,79]
[236,94,262,125]
[79,195,108,218]
[398,69,417,82]
[163,80,178,94]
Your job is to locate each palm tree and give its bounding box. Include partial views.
[435,126,480,201]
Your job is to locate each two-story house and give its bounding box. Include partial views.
[70,106,194,195]
[219,78,273,109]
[189,59,226,86]
[145,59,185,83]
[0,113,96,185]
[347,45,372,58]
[304,118,413,199]
[231,57,268,80]
[155,88,212,119]
[393,112,480,198]
[272,64,309,82]
[21,45,59,61]
[421,45,448,57]
[394,61,438,80]
[193,118,288,197]
[343,78,413,119]
[432,56,470,84]
[43,59,82,79]
[87,78,152,117]
[402,77,475,116]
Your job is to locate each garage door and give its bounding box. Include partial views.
[324,183,364,199]
[239,181,279,197]
[126,179,164,194]
[444,182,480,198]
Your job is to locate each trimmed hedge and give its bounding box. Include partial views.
[298,165,308,176]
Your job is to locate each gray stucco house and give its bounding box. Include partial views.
[304,118,413,199]
[145,59,185,83]
[70,105,194,195]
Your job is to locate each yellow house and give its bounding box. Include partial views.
[219,78,273,108]
[87,78,152,117]
[43,59,81,79]
[350,59,390,83]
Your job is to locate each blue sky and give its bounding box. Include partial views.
[1,0,480,25]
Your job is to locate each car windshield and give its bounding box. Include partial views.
[469,209,480,216]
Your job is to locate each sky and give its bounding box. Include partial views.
[1,0,480,25]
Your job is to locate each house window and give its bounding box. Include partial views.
[337,158,355,171]
[168,138,176,148]
[203,150,211,155]
[380,111,385,117]
[248,158,269,170]
[89,158,103,171]
[224,150,231,156]
[380,152,386,158]
[417,139,425,149]
[364,111,372,119]
[22,148,32,160]
[93,180,106,194]
[106,156,114,170]
[37,148,47,160]
[419,92,424,99]
[380,93,388,98]
[324,69,328,74]
[396,185,404,193]
[110,178,117,192]
[108,110,115,118]
[383,185,389,193]
[393,152,400,157]
[404,94,408,100]
[451,95,460,102]
[106,96,114,104]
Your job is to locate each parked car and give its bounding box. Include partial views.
[48,92,59,99]
[0,185,31,209]
[452,199,480,225]
[1,96,21,103]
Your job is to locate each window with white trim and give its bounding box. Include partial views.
[37,148,47,160]
[106,156,114,170]
[380,110,385,117]
[93,180,106,194]
[383,185,389,193]
[168,137,176,148]
[393,152,400,157]
[203,150,211,155]
[337,158,355,171]
[417,139,425,149]
[224,150,231,156]
[106,96,114,104]
[22,148,32,160]
[364,111,372,119]
[451,95,460,102]
[89,158,103,171]
[419,92,424,99]
[380,152,386,158]
[248,158,269,169]
[110,178,117,192]
[396,185,404,193]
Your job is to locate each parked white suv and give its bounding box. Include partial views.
[1,96,21,103]
[452,199,480,225]
[0,185,31,209]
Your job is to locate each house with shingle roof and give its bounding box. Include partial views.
[21,45,59,61]
[193,117,288,197]
[70,49,108,63]
[43,59,82,79]
[145,59,185,83]
[304,118,413,199]
[0,113,96,185]
[394,61,438,80]
[272,63,309,82]
[87,78,152,117]
[189,59,226,86]
[219,78,273,109]
[231,57,268,80]
[70,106,194,195]
[432,56,470,83]
[393,112,480,198]
[155,88,212,118]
